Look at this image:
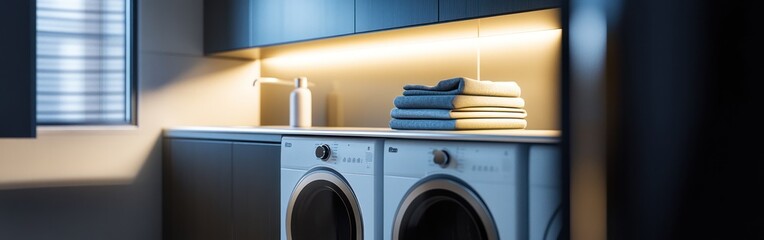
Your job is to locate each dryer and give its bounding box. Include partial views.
[383,139,562,240]
[529,144,562,240]
[384,140,525,240]
[281,137,383,240]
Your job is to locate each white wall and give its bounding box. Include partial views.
[0,0,259,238]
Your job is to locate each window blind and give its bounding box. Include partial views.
[36,0,132,125]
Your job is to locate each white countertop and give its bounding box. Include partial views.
[164,126,560,144]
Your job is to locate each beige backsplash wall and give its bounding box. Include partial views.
[260,9,561,130]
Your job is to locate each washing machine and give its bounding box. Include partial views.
[529,144,562,240]
[383,139,562,240]
[281,136,383,240]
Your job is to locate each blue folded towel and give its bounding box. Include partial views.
[390,108,527,119]
[389,118,527,130]
[403,77,521,97]
[394,95,525,109]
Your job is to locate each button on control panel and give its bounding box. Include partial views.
[432,149,450,168]
[315,144,331,161]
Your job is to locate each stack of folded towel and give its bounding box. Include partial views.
[389,77,527,130]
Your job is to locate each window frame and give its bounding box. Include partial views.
[36,0,138,127]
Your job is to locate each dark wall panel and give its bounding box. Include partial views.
[0,0,35,138]
[606,0,763,239]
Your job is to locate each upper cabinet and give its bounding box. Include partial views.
[355,0,438,33]
[439,0,479,22]
[441,0,559,21]
[251,0,355,46]
[282,0,355,43]
[204,0,252,53]
[477,0,559,18]
[1,0,36,138]
[204,0,560,54]
[250,0,283,46]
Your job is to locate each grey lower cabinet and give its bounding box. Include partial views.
[164,138,280,240]
[232,142,280,240]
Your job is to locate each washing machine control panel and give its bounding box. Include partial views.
[282,137,383,175]
[385,140,524,182]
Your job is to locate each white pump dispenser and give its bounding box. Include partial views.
[290,77,311,127]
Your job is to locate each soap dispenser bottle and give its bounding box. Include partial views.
[290,77,311,127]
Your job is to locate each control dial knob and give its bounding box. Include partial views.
[315,144,331,161]
[432,149,450,168]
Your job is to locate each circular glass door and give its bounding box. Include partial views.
[393,178,498,240]
[544,206,562,240]
[287,169,362,240]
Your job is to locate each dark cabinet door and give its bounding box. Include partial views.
[204,0,251,53]
[355,0,438,33]
[282,0,355,43]
[250,0,284,46]
[166,139,232,240]
[478,0,558,17]
[440,0,559,21]
[440,0,479,21]
[232,143,281,240]
[252,0,354,47]
[1,0,35,138]
[206,0,562,52]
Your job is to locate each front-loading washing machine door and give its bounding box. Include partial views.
[393,177,498,240]
[544,205,562,240]
[287,169,363,240]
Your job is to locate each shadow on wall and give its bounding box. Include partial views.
[0,138,162,240]
[0,0,259,239]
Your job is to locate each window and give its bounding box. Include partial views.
[36,0,135,125]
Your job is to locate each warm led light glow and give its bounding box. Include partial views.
[264,29,561,72]
[478,9,561,37]
[261,8,561,69]
[480,29,562,48]
[264,37,479,68]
